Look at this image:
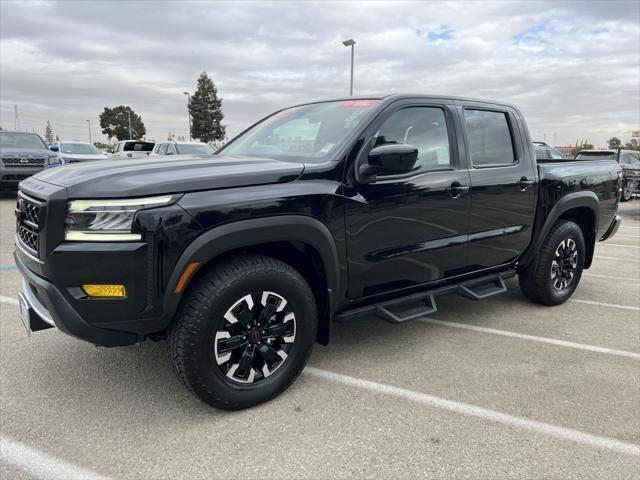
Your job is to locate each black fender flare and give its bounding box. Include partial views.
[163,215,340,318]
[519,191,599,270]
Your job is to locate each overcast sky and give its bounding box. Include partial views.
[1,0,638,147]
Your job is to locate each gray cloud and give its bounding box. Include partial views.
[1,0,638,147]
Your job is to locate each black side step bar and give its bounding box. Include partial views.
[335,269,515,324]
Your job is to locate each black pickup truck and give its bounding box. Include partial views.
[14,95,622,409]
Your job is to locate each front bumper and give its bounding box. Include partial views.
[600,214,622,242]
[0,166,44,188]
[15,248,140,347]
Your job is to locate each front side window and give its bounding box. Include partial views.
[166,144,178,155]
[464,109,515,166]
[221,99,379,161]
[157,144,168,155]
[373,107,451,170]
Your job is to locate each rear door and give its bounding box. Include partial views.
[344,99,472,298]
[460,103,537,269]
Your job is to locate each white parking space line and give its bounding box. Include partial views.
[570,299,640,312]
[418,318,640,359]
[305,368,640,457]
[0,435,112,480]
[594,255,637,261]
[584,273,639,282]
[0,295,18,306]
[599,243,640,248]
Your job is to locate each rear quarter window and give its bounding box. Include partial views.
[464,109,515,167]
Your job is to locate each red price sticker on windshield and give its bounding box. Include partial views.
[340,100,379,108]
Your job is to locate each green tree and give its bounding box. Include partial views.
[188,72,226,143]
[624,138,640,151]
[607,137,622,149]
[44,120,54,144]
[93,141,110,149]
[99,106,146,140]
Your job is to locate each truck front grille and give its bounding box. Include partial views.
[16,194,43,257]
[2,157,47,168]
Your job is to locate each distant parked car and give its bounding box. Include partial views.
[575,149,640,201]
[0,131,61,191]
[533,141,566,160]
[151,141,215,156]
[54,141,109,164]
[111,140,155,159]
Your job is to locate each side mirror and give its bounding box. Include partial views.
[49,145,59,152]
[358,144,418,183]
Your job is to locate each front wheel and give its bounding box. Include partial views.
[170,254,317,410]
[620,179,634,202]
[519,220,585,306]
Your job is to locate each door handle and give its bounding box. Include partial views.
[519,177,534,191]
[448,182,470,199]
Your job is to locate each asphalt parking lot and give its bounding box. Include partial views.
[1,196,638,479]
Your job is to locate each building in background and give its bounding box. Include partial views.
[554,145,574,158]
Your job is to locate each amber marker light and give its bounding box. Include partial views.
[82,284,127,298]
[174,262,200,293]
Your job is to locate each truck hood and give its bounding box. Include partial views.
[32,154,305,197]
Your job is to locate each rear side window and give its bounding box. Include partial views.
[123,142,154,152]
[157,144,168,155]
[464,109,515,167]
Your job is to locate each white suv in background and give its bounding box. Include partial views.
[151,141,215,156]
[111,140,155,159]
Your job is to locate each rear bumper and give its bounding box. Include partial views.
[600,215,621,242]
[14,249,139,347]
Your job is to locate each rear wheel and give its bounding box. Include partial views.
[519,220,585,305]
[170,254,317,410]
[620,179,634,202]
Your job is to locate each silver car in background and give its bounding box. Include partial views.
[150,141,215,156]
[54,141,109,164]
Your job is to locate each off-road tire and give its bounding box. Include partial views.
[170,254,317,410]
[519,220,585,306]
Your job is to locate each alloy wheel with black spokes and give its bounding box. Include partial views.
[550,238,578,291]
[214,291,296,384]
[170,254,317,410]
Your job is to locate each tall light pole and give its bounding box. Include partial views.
[127,109,132,139]
[342,38,355,96]
[183,91,192,141]
[85,120,92,144]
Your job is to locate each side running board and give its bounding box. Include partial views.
[335,270,515,324]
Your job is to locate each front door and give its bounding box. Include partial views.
[344,101,472,299]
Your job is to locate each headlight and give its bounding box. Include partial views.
[65,195,177,241]
[47,156,62,168]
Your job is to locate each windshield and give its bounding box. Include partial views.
[0,132,47,150]
[60,143,101,155]
[177,144,215,155]
[221,99,380,160]
[576,151,615,160]
[123,142,154,152]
